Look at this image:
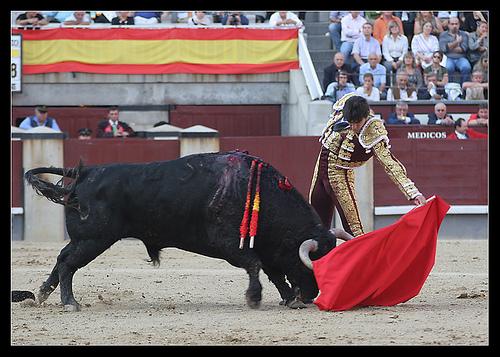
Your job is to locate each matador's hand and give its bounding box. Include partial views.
[413,195,427,206]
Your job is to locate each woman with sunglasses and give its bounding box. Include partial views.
[423,51,449,88]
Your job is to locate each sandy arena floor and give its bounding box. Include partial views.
[11,238,488,346]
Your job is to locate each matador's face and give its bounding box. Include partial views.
[350,117,368,134]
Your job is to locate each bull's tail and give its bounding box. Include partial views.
[24,161,83,207]
[12,290,36,302]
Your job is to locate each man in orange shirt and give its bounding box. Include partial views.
[373,11,404,44]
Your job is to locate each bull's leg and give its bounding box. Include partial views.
[261,266,294,305]
[244,261,262,309]
[57,238,115,312]
[37,241,79,304]
[225,251,263,309]
[37,262,60,304]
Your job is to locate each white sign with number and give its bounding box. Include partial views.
[11,34,22,92]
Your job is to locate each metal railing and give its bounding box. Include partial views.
[297,30,323,101]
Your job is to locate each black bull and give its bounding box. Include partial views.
[23,151,341,311]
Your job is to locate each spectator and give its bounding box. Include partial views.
[97,106,135,138]
[423,51,449,87]
[78,128,92,140]
[133,12,161,24]
[160,12,172,23]
[462,71,488,100]
[373,11,404,44]
[352,22,382,70]
[15,11,49,26]
[90,11,117,23]
[436,11,458,30]
[459,11,488,33]
[240,11,265,24]
[19,105,61,131]
[40,11,62,23]
[428,102,454,125]
[439,17,471,84]
[396,52,423,91]
[323,52,356,92]
[339,12,367,64]
[394,11,417,44]
[222,12,249,26]
[359,53,387,96]
[328,12,350,51]
[324,71,355,102]
[112,12,135,25]
[63,11,91,25]
[385,101,420,125]
[417,73,447,100]
[467,102,488,127]
[269,11,303,27]
[414,11,444,37]
[189,11,212,26]
[173,11,193,23]
[411,21,440,70]
[447,118,487,139]
[473,53,488,82]
[387,71,417,101]
[356,73,380,101]
[382,20,408,86]
[467,21,488,67]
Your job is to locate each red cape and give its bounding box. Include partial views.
[312,195,450,311]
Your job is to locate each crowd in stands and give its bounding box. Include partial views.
[12,11,303,28]
[323,11,488,103]
[13,10,488,124]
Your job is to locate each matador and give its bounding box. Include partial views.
[309,93,426,237]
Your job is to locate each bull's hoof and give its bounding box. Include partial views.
[286,298,307,309]
[246,297,261,309]
[36,291,51,305]
[36,285,55,304]
[63,304,81,312]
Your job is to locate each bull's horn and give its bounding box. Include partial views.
[331,227,354,241]
[299,239,318,270]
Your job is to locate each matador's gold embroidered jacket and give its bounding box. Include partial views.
[319,94,422,201]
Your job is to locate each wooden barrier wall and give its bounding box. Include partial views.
[63,138,180,167]
[12,129,488,210]
[11,140,23,208]
[12,105,281,138]
[169,105,281,136]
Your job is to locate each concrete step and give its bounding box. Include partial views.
[314,60,334,73]
[309,49,336,62]
[317,11,331,22]
[304,22,330,35]
[306,35,332,50]
[304,11,319,23]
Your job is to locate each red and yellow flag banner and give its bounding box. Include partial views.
[11,27,299,75]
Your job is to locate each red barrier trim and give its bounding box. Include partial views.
[22,61,300,74]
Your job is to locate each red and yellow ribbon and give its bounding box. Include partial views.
[249,162,264,248]
[239,159,256,249]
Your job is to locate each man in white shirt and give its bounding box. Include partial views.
[352,22,382,70]
[63,11,91,25]
[339,12,366,62]
[386,71,417,101]
[269,11,303,27]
